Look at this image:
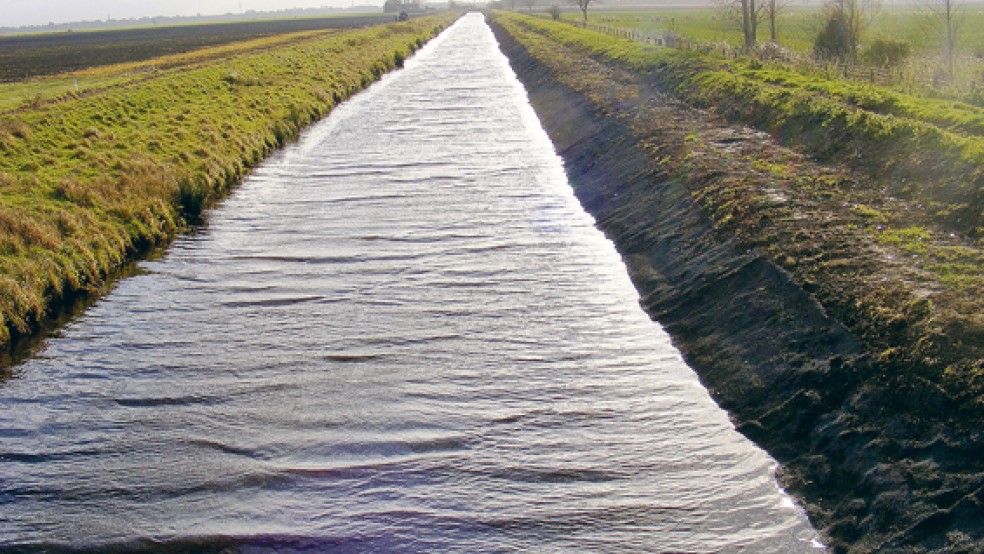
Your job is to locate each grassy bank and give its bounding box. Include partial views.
[492,11,982,552]
[0,13,457,354]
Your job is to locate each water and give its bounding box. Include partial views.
[0,14,820,552]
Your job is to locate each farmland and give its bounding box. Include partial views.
[563,7,984,54]
[559,7,984,96]
[0,14,394,82]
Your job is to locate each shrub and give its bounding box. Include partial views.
[862,37,911,68]
[548,5,562,21]
[814,16,851,61]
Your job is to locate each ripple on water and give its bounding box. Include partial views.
[0,13,820,552]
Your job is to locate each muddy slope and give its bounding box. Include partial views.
[491,20,983,554]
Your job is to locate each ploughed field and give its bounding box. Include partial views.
[0,14,394,82]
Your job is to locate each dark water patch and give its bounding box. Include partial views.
[219,296,327,308]
[114,395,221,408]
[357,232,484,244]
[184,439,259,459]
[0,449,100,464]
[224,285,278,293]
[321,353,386,363]
[485,466,626,484]
[230,255,362,264]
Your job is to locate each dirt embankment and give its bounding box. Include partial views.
[490,16,983,554]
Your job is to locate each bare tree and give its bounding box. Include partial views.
[742,0,757,48]
[721,0,766,49]
[571,0,592,25]
[768,0,777,42]
[944,0,954,76]
[829,0,880,60]
[765,0,797,43]
[926,0,963,79]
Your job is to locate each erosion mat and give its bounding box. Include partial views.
[490,11,983,554]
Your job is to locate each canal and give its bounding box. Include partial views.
[0,13,820,552]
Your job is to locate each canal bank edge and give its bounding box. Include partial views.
[488,12,983,554]
[0,14,460,362]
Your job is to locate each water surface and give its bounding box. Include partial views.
[0,13,820,552]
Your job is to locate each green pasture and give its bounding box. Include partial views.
[555,6,984,100]
[561,7,984,55]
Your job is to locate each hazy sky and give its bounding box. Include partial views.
[3,0,380,28]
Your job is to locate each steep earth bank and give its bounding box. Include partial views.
[490,14,983,553]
